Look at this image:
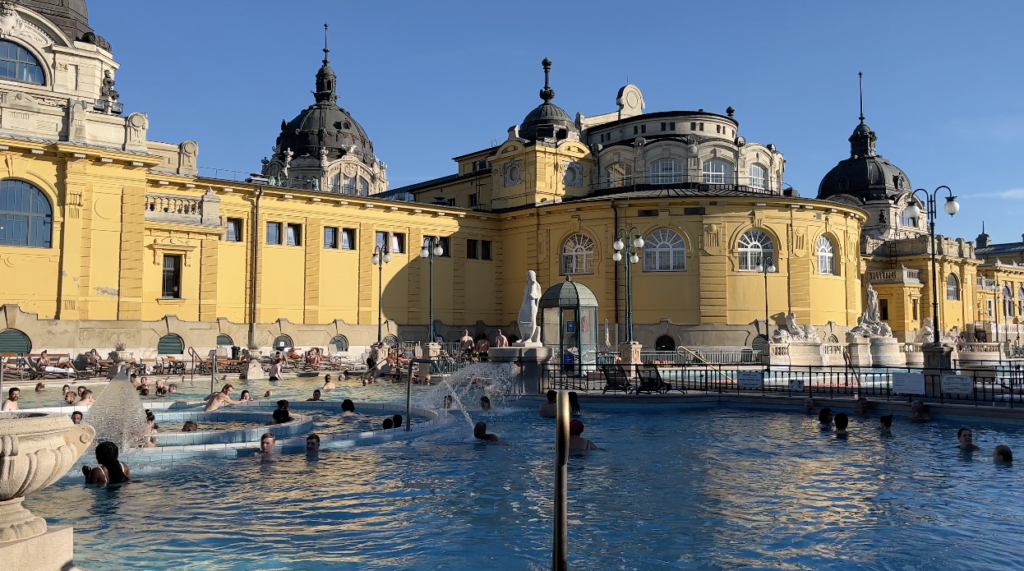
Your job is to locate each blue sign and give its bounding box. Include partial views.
[566,321,576,333]
[563,352,575,364]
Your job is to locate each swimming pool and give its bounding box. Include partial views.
[25,404,1024,570]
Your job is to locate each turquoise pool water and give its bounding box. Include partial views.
[25,404,1024,570]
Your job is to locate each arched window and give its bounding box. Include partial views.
[0,180,52,248]
[655,335,676,351]
[899,207,919,228]
[738,229,774,272]
[605,163,632,188]
[0,41,44,85]
[216,334,233,346]
[359,177,369,196]
[751,335,769,352]
[702,159,734,184]
[157,334,184,355]
[0,328,31,353]
[562,233,595,275]
[382,334,400,347]
[749,164,767,190]
[643,229,686,271]
[1018,287,1024,316]
[1003,285,1014,319]
[330,335,349,351]
[816,235,836,275]
[273,335,293,350]
[946,274,960,301]
[649,159,684,185]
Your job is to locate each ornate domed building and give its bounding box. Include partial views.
[260,27,387,195]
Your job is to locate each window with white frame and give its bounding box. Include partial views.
[738,229,774,271]
[946,273,960,301]
[749,164,767,190]
[899,206,919,227]
[605,163,632,187]
[561,233,595,275]
[702,159,734,184]
[816,235,836,275]
[643,229,686,271]
[1004,285,1014,319]
[649,159,684,185]
[1018,286,1024,316]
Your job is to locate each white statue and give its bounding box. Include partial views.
[849,283,892,338]
[516,270,542,346]
[866,284,880,323]
[604,318,610,348]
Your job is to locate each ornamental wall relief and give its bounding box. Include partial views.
[503,160,522,187]
[562,161,583,187]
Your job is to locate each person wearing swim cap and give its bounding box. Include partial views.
[569,419,598,450]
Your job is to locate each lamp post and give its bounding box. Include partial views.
[756,256,776,370]
[420,237,444,343]
[903,186,959,345]
[995,283,1004,363]
[370,245,391,343]
[611,227,644,343]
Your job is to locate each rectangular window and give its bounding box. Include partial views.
[684,207,706,215]
[690,122,696,130]
[424,236,450,257]
[226,218,243,242]
[633,126,638,135]
[162,255,182,299]
[912,299,919,321]
[324,227,338,249]
[359,177,370,196]
[343,175,356,195]
[661,122,667,131]
[699,123,704,131]
[286,223,302,246]
[266,222,281,245]
[467,239,478,259]
[341,228,356,250]
[481,240,492,260]
[880,299,889,321]
[640,125,646,133]
[469,194,478,207]
[375,231,387,250]
[391,233,405,254]
[670,122,676,131]
[637,209,659,217]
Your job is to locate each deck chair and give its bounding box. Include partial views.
[600,364,632,394]
[635,364,673,394]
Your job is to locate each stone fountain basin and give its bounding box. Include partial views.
[0,413,94,503]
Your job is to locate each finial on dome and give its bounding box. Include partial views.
[323,23,330,65]
[540,57,555,103]
[858,71,865,122]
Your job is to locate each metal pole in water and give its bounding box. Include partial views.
[406,359,431,432]
[210,350,217,395]
[553,390,569,571]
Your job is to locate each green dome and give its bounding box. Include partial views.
[539,278,599,309]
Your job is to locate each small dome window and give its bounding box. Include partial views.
[343,121,351,129]
[0,41,44,85]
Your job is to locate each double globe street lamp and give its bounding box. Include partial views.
[611,228,644,343]
[420,238,445,343]
[370,245,391,344]
[756,255,777,348]
[903,186,959,346]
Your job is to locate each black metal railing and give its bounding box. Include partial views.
[539,363,1024,405]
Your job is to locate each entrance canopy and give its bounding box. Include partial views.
[539,277,599,366]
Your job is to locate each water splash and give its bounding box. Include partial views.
[422,362,522,429]
[83,367,149,451]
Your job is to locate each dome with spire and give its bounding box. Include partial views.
[818,74,911,202]
[518,58,579,143]
[272,25,374,166]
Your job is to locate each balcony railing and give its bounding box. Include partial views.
[977,277,999,291]
[868,266,922,284]
[590,174,784,196]
[144,189,221,227]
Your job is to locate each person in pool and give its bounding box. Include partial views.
[77,389,94,406]
[168,383,178,394]
[239,390,253,402]
[82,441,130,485]
[341,399,355,417]
[854,397,870,416]
[540,390,557,418]
[879,414,894,435]
[272,400,292,424]
[322,375,336,390]
[568,391,581,416]
[204,384,244,412]
[569,419,598,450]
[382,418,394,430]
[834,413,849,437]
[393,414,403,428]
[182,421,198,432]
[442,395,453,409]
[258,433,276,458]
[34,382,45,392]
[306,433,321,454]
[993,445,1013,463]
[957,427,981,452]
[2,387,19,411]
[473,421,499,442]
[909,400,930,423]
[480,396,492,410]
[63,390,76,405]
[818,408,833,430]
[61,384,71,395]
[802,398,815,414]
[307,389,323,402]
[71,411,83,425]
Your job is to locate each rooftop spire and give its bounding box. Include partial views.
[539,57,555,103]
[323,23,330,65]
[858,71,865,122]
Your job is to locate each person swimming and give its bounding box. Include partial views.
[239,390,253,401]
[993,445,1013,463]
[382,418,394,430]
[569,419,598,450]
[568,391,581,416]
[473,421,499,442]
[834,412,849,437]
[258,433,276,459]
[818,408,833,430]
[322,375,336,390]
[539,390,557,418]
[307,389,323,402]
[341,399,355,417]
[306,433,321,454]
[802,397,815,414]
[82,441,130,485]
[442,395,453,409]
[393,414,403,428]
[879,414,893,435]
[957,427,981,452]
[909,400,930,423]
[480,396,492,410]
[71,411,83,425]
[272,400,292,424]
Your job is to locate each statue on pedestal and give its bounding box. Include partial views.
[516,270,542,346]
[848,284,893,338]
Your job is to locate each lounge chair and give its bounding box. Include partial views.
[600,364,632,394]
[635,364,673,394]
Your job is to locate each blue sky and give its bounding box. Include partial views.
[93,0,1022,244]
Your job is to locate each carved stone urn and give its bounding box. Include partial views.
[0,412,95,543]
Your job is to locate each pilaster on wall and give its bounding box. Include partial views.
[408,229,424,326]
[452,236,467,324]
[117,185,146,320]
[357,223,374,325]
[304,218,321,324]
[56,157,87,319]
[198,238,218,322]
[699,218,727,324]
[788,223,811,322]
[77,178,94,319]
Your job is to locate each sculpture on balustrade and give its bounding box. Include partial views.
[918,317,958,344]
[773,312,819,343]
[847,284,893,338]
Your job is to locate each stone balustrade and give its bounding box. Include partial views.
[145,188,220,227]
[868,266,922,284]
